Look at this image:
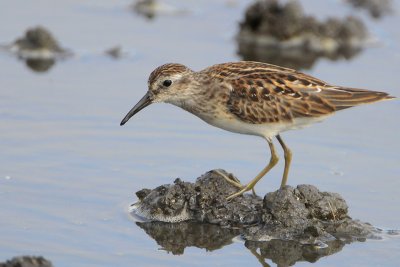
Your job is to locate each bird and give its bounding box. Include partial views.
[120,61,394,200]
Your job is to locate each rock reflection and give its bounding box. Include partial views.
[25,58,56,72]
[136,221,240,255]
[136,220,347,265]
[237,42,362,71]
[245,239,344,266]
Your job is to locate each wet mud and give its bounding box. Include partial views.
[131,170,377,244]
[1,26,70,72]
[131,0,188,20]
[236,0,367,70]
[0,256,53,267]
[346,0,393,19]
[11,26,66,55]
[131,169,386,264]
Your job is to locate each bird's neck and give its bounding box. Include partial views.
[167,78,225,122]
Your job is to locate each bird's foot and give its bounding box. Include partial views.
[213,169,243,188]
[226,184,256,200]
[213,170,257,198]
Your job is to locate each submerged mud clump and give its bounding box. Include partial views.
[346,0,393,19]
[0,256,53,267]
[1,26,71,72]
[13,26,63,53]
[132,169,380,244]
[131,0,188,20]
[236,0,367,69]
[238,0,367,50]
[9,26,69,59]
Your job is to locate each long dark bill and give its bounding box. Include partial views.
[120,92,152,126]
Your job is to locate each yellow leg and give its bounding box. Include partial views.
[276,134,292,189]
[227,138,279,200]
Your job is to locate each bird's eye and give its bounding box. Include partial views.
[163,80,172,87]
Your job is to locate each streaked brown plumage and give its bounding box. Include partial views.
[121,61,395,199]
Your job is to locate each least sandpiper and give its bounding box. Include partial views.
[120,61,394,199]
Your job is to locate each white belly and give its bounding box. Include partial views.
[203,115,331,138]
[171,100,331,139]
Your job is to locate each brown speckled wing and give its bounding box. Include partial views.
[204,62,392,124]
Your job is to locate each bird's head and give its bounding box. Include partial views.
[120,63,193,126]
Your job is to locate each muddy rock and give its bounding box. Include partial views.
[243,184,372,243]
[0,256,53,267]
[9,26,69,59]
[132,170,263,226]
[238,0,367,47]
[131,0,188,20]
[132,169,380,243]
[236,0,367,70]
[131,169,395,264]
[0,26,71,72]
[13,26,63,53]
[105,46,124,59]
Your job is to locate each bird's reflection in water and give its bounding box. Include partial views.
[136,221,346,265]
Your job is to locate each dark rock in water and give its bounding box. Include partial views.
[132,169,380,243]
[1,26,70,72]
[238,0,367,47]
[131,0,188,20]
[136,221,241,255]
[132,0,158,19]
[133,170,263,226]
[236,0,367,70]
[346,0,392,19]
[0,256,53,267]
[244,184,378,243]
[13,26,64,53]
[105,45,125,59]
[9,26,70,60]
[131,169,398,264]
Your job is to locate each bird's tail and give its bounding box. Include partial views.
[321,87,395,111]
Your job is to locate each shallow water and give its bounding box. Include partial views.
[0,0,399,266]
